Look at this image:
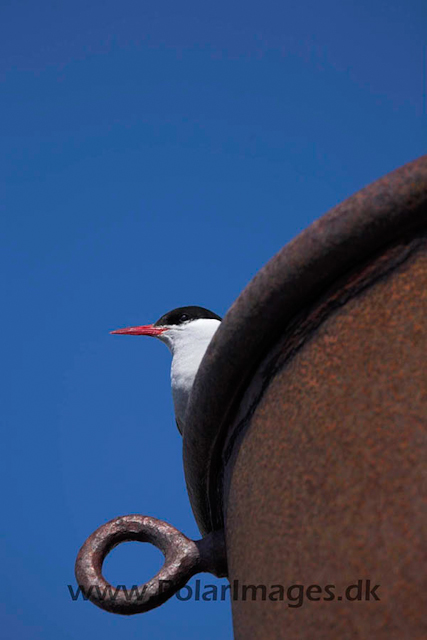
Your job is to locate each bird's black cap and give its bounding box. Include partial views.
[154,306,222,327]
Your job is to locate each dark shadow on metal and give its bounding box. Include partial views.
[75,515,227,615]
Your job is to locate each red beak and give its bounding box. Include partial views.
[110,324,167,336]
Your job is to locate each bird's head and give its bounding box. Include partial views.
[111,306,222,354]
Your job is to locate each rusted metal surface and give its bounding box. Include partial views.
[75,155,427,628]
[75,515,226,615]
[224,242,427,638]
[183,155,427,536]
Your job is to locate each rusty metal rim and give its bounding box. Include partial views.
[183,154,427,536]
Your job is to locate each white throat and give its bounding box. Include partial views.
[158,318,220,433]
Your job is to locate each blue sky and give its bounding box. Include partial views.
[1,1,425,638]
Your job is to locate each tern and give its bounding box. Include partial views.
[111,306,222,434]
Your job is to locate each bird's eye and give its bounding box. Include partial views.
[180,313,189,322]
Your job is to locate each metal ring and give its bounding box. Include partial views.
[75,514,227,615]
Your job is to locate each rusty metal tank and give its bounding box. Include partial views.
[76,155,427,638]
